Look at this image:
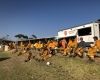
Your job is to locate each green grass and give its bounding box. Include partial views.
[0,52,10,58]
[0,52,100,80]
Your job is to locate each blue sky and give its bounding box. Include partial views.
[0,0,100,40]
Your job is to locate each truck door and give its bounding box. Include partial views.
[93,23,100,39]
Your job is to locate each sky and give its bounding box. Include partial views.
[0,0,100,40]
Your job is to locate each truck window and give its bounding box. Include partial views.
[78,27,91,36]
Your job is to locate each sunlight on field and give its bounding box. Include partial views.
[0,52,100,80]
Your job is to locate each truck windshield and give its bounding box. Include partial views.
[78,27,91,36]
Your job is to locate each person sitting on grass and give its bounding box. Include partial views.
[75,37,86,58]
[88,36,100,61]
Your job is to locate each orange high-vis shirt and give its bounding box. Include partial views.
[72,39,78,48]
[48,42,53,48]
[38,43,43,49]
[95,40,100,49]
[31,44,34,48]
[20,42,24,48]
[88,47,97,56]
[67,39,73,47]
[34,43,38,48]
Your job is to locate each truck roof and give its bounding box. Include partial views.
[59,19,100,32]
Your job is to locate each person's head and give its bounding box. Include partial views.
[62,38,65,40]
[80,37,83,41]
[93,36,98,41]
[39,41,41,44]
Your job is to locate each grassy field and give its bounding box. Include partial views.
[0,52,100,80]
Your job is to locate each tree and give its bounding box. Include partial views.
[2,34,9,40]
[15,34,28,40]
[23,35,28,39]
[32,34,37,39]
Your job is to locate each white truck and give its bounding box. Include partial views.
[57,20,100,46]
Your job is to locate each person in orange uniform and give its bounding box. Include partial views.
[64,38,77,56]
[33,41,38,50]
[63,38,73,56]
[37,41,43,51]
[47,40,54,54]
[88,36,100,61]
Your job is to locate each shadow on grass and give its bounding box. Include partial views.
[0,57,11,61]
